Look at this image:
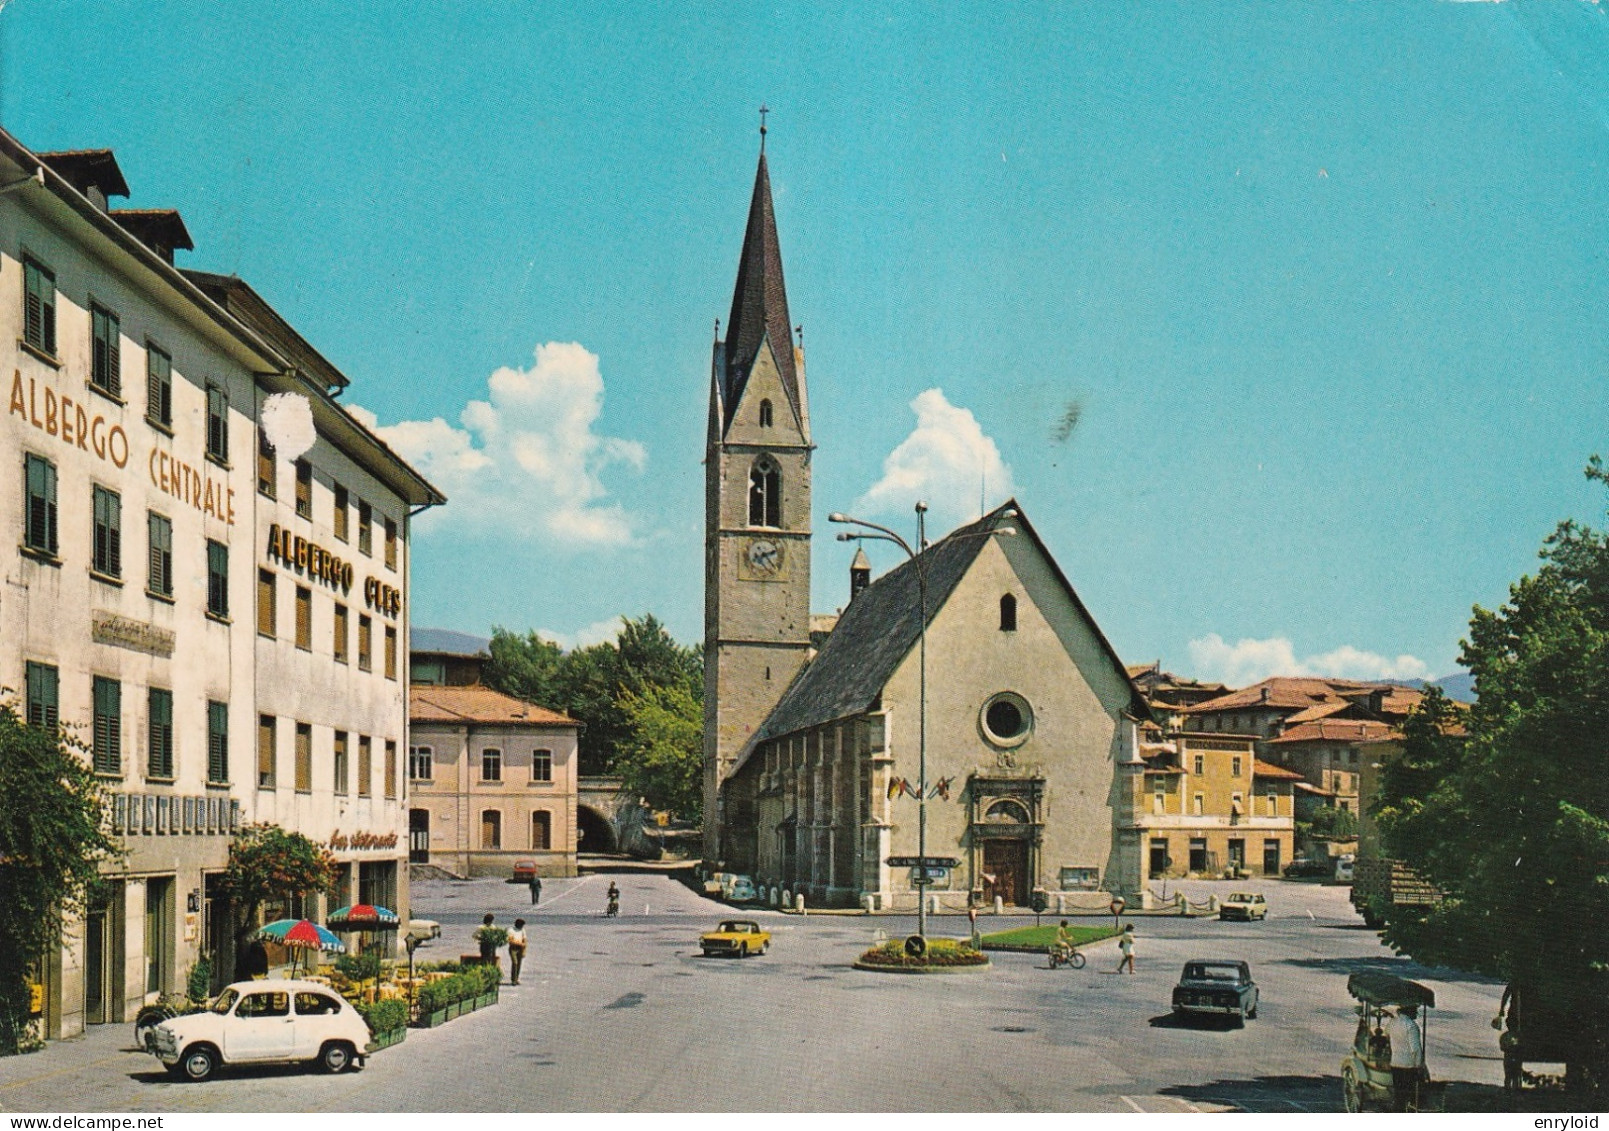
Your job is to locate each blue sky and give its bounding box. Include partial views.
[5,1,1608,684]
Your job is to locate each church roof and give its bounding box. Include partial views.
[722,153,798,431]
[739,500,1150,764]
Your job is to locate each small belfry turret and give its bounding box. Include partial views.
[849,546,871,602]
[703,117,815,861]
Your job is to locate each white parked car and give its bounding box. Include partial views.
[1334,854,1356,883]
[150,979,371,1082]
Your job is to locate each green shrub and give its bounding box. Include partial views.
[186,957,212,1003]
[414,962,500,1014]
[472,925,508,950]
[354,997,408,1035]
[858,936,989,968]
[336,953,382,982]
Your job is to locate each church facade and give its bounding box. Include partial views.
[702,142,1155,907]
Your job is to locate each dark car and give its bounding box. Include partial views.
[1283,856,1330,878]
[1172,960,1259,1022]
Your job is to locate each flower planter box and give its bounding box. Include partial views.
[446,1000,462,1020]
[369,1027,407,1051]
[475,992,495,1010]
[414,1008,449,1029]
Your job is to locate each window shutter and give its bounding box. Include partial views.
[107,328,121,397]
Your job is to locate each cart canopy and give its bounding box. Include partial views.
[1347,971,1435,1008]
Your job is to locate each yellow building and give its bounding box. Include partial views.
[1124,732,1300,879]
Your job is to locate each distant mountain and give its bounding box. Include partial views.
[412,627,491,655]
[1402,671,1474,703]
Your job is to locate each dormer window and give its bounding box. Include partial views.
[999,594,1017,632]
[759,398,773,428]
[749,456,780,527]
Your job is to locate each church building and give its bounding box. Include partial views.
[702,134,1158,906]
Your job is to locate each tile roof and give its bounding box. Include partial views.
[1183,676,1423,716]
[410,686,576,727]
[739,500,1149,763]
[722,153,799,432]
[1253,759,1306,781]
[1269,720,1397,745]
[1282,701,1354,724]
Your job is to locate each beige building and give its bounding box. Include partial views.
[0,133,439,1039]
[721,501,1156,907]
[408,686,581,877]
[1124,731,1300,878]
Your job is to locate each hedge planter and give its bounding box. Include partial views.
[369,1027,407,1051]
[416,1008,450,1029]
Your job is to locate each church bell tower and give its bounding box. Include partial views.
[703,127,813,861]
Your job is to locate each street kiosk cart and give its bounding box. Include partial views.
[1341,972,1445,1112]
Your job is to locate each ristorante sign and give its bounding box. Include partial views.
[10,369,237,526]
[328,829,399,851]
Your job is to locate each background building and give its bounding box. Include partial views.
[0,130,439,1038]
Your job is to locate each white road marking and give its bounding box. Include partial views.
[1173,1097,1203,1113]
[534,875,596,910]
[1120,1096,1146,1112]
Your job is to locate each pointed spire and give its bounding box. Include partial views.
[723,148,798,431]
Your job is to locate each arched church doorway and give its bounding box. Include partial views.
[576,805,617,854]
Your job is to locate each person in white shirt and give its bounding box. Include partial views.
[1387,1004,1425,1111]
[507,918,529,986]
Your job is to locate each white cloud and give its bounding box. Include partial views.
[533,616,626,652]
[350,342,645,548]
[1187,633,1432,686]
[855,388,1014,531]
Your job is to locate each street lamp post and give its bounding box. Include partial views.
[829,503,1014,942]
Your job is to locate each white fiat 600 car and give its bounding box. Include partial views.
[151,980,371,1082]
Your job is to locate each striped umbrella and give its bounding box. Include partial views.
[326,904,401,931]
[256,918,346,953]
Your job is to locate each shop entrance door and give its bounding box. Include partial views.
[83,889,120,1025]
[982,840,1030,906]
[409,809,430,863]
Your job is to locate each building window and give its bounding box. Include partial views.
[91,485,122,578]
[92,676,122,776]
[147,512,173,597]
[531,810,551,850]
[23,257,57,355]
[295,586,312,650]
[384,516,397,570]
[1152,780,1165,815]
[333,731,349,796]
[358,501,372,556]
[980,692,1033,746]
[1232,791,1244,814]
[257,570,276,637]
[758,398,773,427]
[999,593,1017,632]
[147,688,174,779]
[1192,792,1204,817]
[482,747,502,782]
[333,484,348,541]
[258,715,276,789]
[90,304,121,398]
[207,701,229,784]
[146,344,172,427]
[24,661,58,728]
[295,722,312,793]
[23,453,58,556]
[1265,787,1278,816]
[333,603,348,663]
[532,749,552,783]
[482,810,502,850]
[206,540,229,618]
[358,615,372,671]
[409,745,433,781]
[205,383,228,463]
[358,736,372,798]
[1192,753,1204,776]
[384,740,397,800]
[257,430,276,497]
[384,626,397,679]
[1232,755,1243,777]
[748,457,780,527]
[294,460,312,519]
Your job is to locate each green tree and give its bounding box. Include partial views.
[218,823,336,973]
[615,684,704,820]
[1298,803,1358,843]
[1372,459,1609,1090]
[0,699,120,1055]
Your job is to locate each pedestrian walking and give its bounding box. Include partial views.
[507,918,528,985]
[1387,1004,1425,1111]
[476,912,500,962]
[529,873,543,906]
[1115,923,1135,974]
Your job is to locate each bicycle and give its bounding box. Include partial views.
[1048,942,1086,970]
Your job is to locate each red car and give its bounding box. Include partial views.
[511,859,538,883]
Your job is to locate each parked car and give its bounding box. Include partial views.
[726,875,759,903]
[700,920,771,957]
[511,859,538,883]
[1219,892,1268,921]
[1334,854,1356,883]
[149,979,371,1082]
[1171,960,1260,1023]
[1284,856,1330,878]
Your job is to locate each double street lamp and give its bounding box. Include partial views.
[828,503,1014,941]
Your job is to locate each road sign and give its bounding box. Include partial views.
[887,856,960,869]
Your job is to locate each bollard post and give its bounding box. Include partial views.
[1057,894,1066,915]
[796,893,806,915]
[994,896,1004,916]
[863,893,875,913]
[782,889,791,909]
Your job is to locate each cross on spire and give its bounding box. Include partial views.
[759,104,769,152]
